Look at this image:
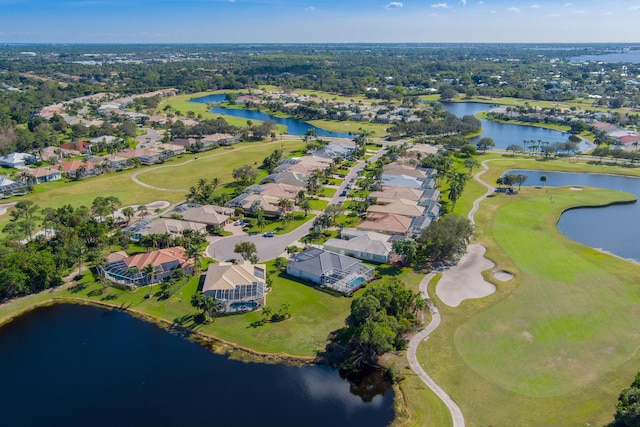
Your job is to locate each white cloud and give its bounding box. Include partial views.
[459,0,467,5]
[478,1,484,4]
[548,13,561,18]
[604,11,613,15]
[304,6,315,11]
[490,9,496,13]
[530,4,540,8]
[571,9,585,14]
[431,3,449,8]
[629,5,640,10]
[564,3,572,7]
[507,7,520,12]
[385,2,403,8]
[430,13,439,16]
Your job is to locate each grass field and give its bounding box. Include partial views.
[416,157,640,426]
[134,139,305,191]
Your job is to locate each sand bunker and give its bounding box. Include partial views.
[0,202,17,216]
[569,187,583,191]
[493,270,514,282]
[436,244,497,308]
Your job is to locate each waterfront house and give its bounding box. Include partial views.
[100,246,193,286]
[286,247,374,294]
[202,261,266,313]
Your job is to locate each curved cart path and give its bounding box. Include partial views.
[408,159,505,426]
[407,272,465,427]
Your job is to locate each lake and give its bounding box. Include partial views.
[190,95,353,139]
[440,102,592,152]
[571,50,640,64]
[505,169,640,262]
[0,304,395,427]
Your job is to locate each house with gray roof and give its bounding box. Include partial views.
[324,229,394,264]
[0,176,29,198]
[0,152,36,169]
[167,204,232,227]
[381,174,424,189]
[286,247,374,294]
[313,142,355,159]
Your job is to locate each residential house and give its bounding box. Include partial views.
[382,164,427,179]
[381,174,425,189]
[257,183,305,200]
[0,176,29,198]
[261,170,308,187]
[419,188,441,205]
[286,247,374,294]
[225,193,282,216]
[367,199,425,218]
[124,218,208,241]
[168,203,232,228]
[119,148,163,165]
[357,213,412,236]
[202,261,266,313]
[424,201,442,219]
[408,216,432,237]
[57,160,99,179]
[324,228,394,263]
[60,141,92,155]
[369,186,424,205]
[159,143,186,157]
[21,166,62,184]
[405,143,439,158]
[313,142,355,159]
[100,246,194,286]
[0,152,36,169]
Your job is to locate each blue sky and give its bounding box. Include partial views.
[1,0,640,43]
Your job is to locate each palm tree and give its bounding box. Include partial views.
[137,204,148,218]
[278,198,293,213]
[143,263,155,285]
[298,199,312,217]
[122,207,135,224]
[256,208,266,232]
[280,211,295,229]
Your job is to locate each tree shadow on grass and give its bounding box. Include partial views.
[375,264,403,278]
[174,314,199,329]
[101,294,118,301]
[69,283,87,293]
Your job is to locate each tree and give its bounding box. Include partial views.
[277,198,293,213]
[232,164,258,186]
[439,86,458,101]
[611,372,640,427]
[460,144,477,157]
[514,174,528,190]
[280,211,295,228]
[137,204,148,218]
[234,241,258,260]
[476,137,495,154]
[506,144,522,155]
[540,175,548,187]
[298,198,311,217]
[463,157,480,175]
[392,240,418,265]
[446,170,468,209]
[143,263,155,286]
[191,292,218,323]
[325,204,344,226]
[122,206,135,224]
[8,200,39,239]
[417,215,474,264]
[256,208,266,231]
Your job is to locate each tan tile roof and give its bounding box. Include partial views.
[202,262,266,292]
[369,186,423,203]
[357,213,411,235]
[367,199,423,217]
[123,246,193,270]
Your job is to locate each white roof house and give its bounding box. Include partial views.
[0,152,36,169]
[202,262,266,312]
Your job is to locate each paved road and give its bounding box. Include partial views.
[136,128,162,148]
[407,272,466,427]
[206,145,387,262]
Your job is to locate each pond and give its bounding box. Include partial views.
[190,95,352,139]
[505,169,640,262]
[441,102,592,152]
[0,304,395,427]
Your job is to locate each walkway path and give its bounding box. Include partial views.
[407,272,465,427]
[407,158,503,426]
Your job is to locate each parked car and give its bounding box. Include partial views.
[340,191,347,197]
[225,258,238,264]
[233,220,244,226]
[263,232,275,237]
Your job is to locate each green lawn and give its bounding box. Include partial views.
[307,119,388,137]
[307,199,329,211]
[245,212,315,234]
[417,168,640,426]
[135,140,305,191]
[0,258,425,358]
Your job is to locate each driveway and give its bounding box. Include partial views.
[206,216,316,262]
[136,128,162,147]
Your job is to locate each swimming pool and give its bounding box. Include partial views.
[230,301,257,310]
[346,277,366,288]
